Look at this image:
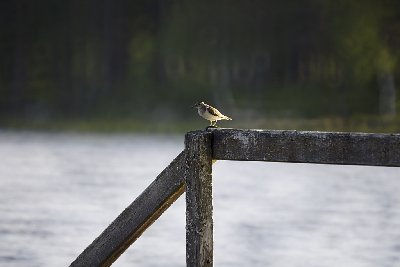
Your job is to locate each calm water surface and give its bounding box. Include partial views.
[0,131,399,267]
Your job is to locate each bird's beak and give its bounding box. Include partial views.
[191,104,196,108]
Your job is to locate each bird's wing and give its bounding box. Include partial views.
[206,105,225,118]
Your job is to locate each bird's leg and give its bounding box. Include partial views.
[207,121,217,129]
[206,121,214,130]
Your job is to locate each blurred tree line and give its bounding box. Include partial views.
[0,0,399,124]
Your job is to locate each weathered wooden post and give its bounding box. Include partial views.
[185,130,213,267]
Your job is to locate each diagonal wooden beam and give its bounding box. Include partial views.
[70,151,186,267]
[211,129,400,166]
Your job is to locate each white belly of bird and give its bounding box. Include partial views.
[199,110,221,121]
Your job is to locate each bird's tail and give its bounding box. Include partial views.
[223,116,232,120]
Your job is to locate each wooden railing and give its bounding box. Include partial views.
[70,129,400,267]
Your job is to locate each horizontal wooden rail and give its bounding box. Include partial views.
[211,129,400,166]
[70,151,186,267]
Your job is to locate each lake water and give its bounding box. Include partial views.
[0,131,399,267]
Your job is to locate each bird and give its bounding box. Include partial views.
[192,101,232,127]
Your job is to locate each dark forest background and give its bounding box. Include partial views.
[0,0,399,131]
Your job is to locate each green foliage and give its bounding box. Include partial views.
[0,0,399,126]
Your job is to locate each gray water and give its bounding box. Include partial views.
[0,131,399,267]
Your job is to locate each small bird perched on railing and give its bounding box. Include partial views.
[192,101,232,127]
